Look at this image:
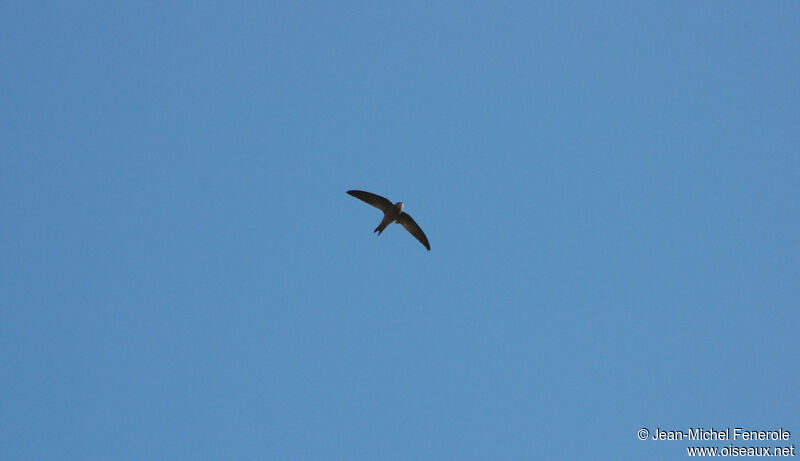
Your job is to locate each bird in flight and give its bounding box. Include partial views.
[347,190,431,251]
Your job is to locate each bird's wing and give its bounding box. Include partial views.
[397,212,431,251]
[347,190,393,212]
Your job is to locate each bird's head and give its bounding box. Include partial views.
[395,201,404,211]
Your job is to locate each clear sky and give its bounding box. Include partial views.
[2,2,798,460]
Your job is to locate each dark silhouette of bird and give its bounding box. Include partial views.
[347,190,430,251]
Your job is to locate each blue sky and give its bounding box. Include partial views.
[2,2,798,459]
